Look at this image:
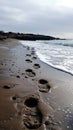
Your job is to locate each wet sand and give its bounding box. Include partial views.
[0,39,73,130]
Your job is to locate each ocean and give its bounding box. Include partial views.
[20,39,73,75]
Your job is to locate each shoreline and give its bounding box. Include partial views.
[0,39,73,130]
[39,59,73,76]
[21,40,73,77]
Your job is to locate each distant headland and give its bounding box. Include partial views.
[0,31,62,40]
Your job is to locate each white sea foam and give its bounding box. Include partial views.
[20,39,73,75]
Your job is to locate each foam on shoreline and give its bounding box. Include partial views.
[21,40,73,76]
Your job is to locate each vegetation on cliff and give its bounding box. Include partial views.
[0,31,60,40]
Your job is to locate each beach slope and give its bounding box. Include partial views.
[0,39,73,130]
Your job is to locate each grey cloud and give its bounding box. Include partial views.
[0,0,73,38]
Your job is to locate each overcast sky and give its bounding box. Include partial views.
[0,0,73,38]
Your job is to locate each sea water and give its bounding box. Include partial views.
[20,39,73,75]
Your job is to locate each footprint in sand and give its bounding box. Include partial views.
[33,63,40,69]
[25,59,32,63]
[26,54,31,57]
[22,96,43,129]
[38,79,51,93]
[31,51,35,55]
[32,56,37,60]
[3,85,11,89]
[16,75,20,78]
[27,46,30,50]
[2,84,15,89]
[12,95,17,100]
[25,69,36,77]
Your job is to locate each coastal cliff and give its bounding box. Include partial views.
[0,31,60,40]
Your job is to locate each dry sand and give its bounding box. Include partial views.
[0,39,73,130]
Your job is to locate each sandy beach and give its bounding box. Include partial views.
[0,39,73,130]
